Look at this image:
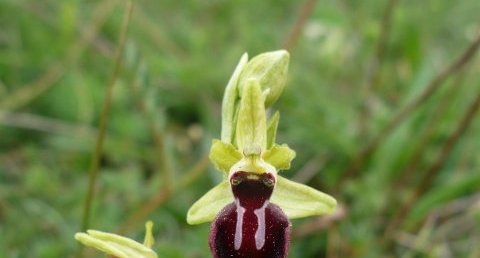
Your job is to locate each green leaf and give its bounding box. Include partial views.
[266,111,280,148]
[186,181,233,224]
[238,50,289,107]
[209,139,243,173]
[75,230,157,258]
[271,176,336,219]
[221,53,248,144]
[262,144,295,171]
[235,79,267,155]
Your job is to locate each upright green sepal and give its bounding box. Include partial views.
[235,79,267,155]
[221,53,248,144]
[262,144,296,171]
[209,139,243,173]
[266,111,280,149]
[238,50,289,108]
[271,176,337,219]
[186,181,234,225]
[143,221,155,248]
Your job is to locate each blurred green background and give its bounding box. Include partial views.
[1,0,480,257]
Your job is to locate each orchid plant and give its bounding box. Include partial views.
[187,50,336,257]
[74,50,336,258]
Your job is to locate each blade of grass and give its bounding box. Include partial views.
[81,0,134,232]
[117,155,209,234]
[337,31,480,189]
[357,0,398,136]
[384,90,480,243]
[129,61,173,191]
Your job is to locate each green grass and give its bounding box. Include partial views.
[1,0,480,257]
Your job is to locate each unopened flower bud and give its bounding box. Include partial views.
[238,50,289,108]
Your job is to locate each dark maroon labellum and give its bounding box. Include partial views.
[209,171,291,258]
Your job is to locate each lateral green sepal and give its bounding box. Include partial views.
[262,144,295,171]
[209,139,242,173]
[271,176,336,219]
[186,181,233,224]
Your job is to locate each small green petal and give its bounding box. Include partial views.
[143,221,155,248]
[262,144,296,171]
[221,53,248,144]
[235,79,267,155]
[266,111,280,149]
[187,181,233,224]
[238,50,289,107]
[209,139,243,173]
[271,176,336,219]
[75,230,157,258]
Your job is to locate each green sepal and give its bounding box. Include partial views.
[186,181,233,225]
[209,139,242,173]
[266,111,280,149]
[235,79,267,155]
[262,144,295,171]
[75,229,158,258]
[271,176,336,219]
[238,50,289,107]
[221,53,248,144]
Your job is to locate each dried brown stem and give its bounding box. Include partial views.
[118,155,209,234]
[292,204,346,238]
[384,90,480,242]
[81,0,134,232]
[0,111,96,136]
[282,0,317,51]
[337,32,480,189]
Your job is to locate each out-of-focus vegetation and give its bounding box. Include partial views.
[1,0,480,257]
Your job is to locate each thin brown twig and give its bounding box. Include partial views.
[384,90,480,242]
[0,0,117,110]
[282,0,317,51]
[81,0,134,232]
[292,204,346,239]
[326,225,340,258]
[0,110,96,136]
[292,154,326,183]
[133,6,186,59]
[337,32,480,189]
[118,155,210,234]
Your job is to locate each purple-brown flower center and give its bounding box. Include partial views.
[209,171,291,258]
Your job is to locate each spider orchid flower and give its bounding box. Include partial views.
[187,50,337,258]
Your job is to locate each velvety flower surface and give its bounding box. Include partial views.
[209,172,290,258]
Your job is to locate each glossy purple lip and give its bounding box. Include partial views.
[209,171,291,258]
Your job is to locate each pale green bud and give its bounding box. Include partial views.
[238,50,289,108]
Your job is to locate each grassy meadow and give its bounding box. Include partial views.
[1,0,480,257]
